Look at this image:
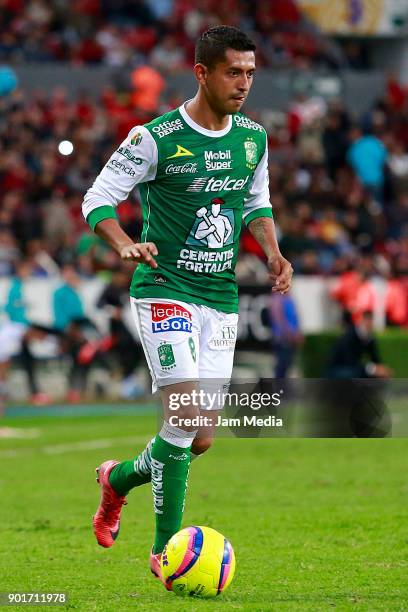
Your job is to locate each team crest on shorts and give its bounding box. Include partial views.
[151,303,192,333]
[158,342,176,369]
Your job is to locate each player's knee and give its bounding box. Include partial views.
[191,437,213,455]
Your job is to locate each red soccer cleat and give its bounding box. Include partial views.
[93,460,127,548]
[150,549,171,590]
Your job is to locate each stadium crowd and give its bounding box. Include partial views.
[1,0,363,70]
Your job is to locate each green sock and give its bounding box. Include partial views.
[109,438,155,496]
[151,435,191,554]
[109,437,199,497]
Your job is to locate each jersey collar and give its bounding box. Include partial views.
[179,101,232,138]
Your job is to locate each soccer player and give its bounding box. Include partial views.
[82,25,293,583]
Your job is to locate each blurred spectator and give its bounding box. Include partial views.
[327,311,392,378]
[53,264,85,332]
[288,93,327,141]
[384,269,408,327]
[53,264,92,402]
[1,260,52,405]
[0,230,20,276]
[4,260,30,325]
[347,126,388,203]
[322,111,349,179]
[388,192,408,239]
[25,239,60,278]
[331,258,377,323]
[150,35,186,74]
[130,65,165,112]
[269,290,303,378]
[96,267,145,399]
[387,140,408,196]
[330,265,362,315]
[386,72,406,112]
[343,41,368,70]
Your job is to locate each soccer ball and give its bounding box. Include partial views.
[160,526,235,598]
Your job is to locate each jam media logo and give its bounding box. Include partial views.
[151,303,193,333]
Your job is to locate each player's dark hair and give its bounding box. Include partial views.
[195,26,256,70]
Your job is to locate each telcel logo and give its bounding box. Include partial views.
[187,175,249,192]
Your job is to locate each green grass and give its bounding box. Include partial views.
[1,412,408,611]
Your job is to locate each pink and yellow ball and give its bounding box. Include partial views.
[160,526,236,598]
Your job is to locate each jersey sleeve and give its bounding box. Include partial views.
[82,126,158,230]
[242,134,273,226]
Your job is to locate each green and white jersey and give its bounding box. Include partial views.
[82,102,272,313]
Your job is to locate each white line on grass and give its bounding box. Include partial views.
[0,435,150,458]
[0,427,41,439]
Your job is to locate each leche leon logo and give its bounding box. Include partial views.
[151,303,193,333]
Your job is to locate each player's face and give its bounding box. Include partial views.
[202,49,256,115]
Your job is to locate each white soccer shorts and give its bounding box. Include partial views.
[0,322,27,363]
[130,298,238,406]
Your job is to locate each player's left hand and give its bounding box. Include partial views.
[267,253,293,294]
[119,242,158,268]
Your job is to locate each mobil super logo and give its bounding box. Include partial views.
[151,303,192,333]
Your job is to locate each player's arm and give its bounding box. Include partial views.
[248,217,292,293]
[82,126,158,266]
[242,134,293,294]
[93,218,158,266]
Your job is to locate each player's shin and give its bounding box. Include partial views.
[108,437,155,495]
[108,432,205,497]
[151,421,197,554]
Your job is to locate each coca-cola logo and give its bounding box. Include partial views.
[165,162,198,174]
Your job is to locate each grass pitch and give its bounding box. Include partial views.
[1,409,408,611]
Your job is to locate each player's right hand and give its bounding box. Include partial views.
[119,242,158,268]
